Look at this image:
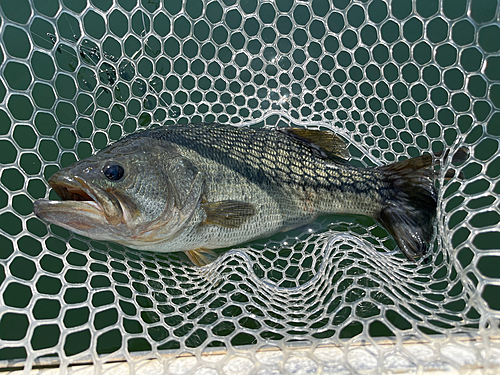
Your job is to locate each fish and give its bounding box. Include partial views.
[34,122,446,266]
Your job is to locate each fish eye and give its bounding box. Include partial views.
[103,164,124,181]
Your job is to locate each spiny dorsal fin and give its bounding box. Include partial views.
[279,127,349,161]
[202,200,256,228]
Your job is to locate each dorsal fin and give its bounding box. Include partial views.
[279,127,349,162]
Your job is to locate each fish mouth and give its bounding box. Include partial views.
[34,171,124,229]
[48,173,101,207]
[51,180,94,202]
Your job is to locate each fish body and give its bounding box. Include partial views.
[34,123,437,265]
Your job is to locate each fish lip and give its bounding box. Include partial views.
[48,173,95,203]
[47,172,124,225]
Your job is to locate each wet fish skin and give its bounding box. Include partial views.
[34,123,437,265]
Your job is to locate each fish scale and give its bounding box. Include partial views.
[142,124,373,191]
[34,123,437,266]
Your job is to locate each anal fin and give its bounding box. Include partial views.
[202,200,256,228]
[185,248,218,267]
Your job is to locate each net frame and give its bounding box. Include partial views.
[0,0,499,373]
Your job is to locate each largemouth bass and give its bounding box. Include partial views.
[34,123,439,266]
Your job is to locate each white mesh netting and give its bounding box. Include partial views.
[0,0,499,373]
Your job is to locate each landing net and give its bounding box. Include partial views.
[0,0,499,373]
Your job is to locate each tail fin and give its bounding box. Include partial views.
[377,154,437,261]
[435,147,469,180]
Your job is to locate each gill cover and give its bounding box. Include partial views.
[136,155,204,244]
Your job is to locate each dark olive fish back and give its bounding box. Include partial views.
[132,123,385,208]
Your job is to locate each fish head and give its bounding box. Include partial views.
[34,136,203,248]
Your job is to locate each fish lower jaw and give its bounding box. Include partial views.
[34,199,102,214]
[33,199,111,234]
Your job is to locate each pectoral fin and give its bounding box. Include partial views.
[185,248,218,267]
[202,200,256,228]
[279,127,349,161]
